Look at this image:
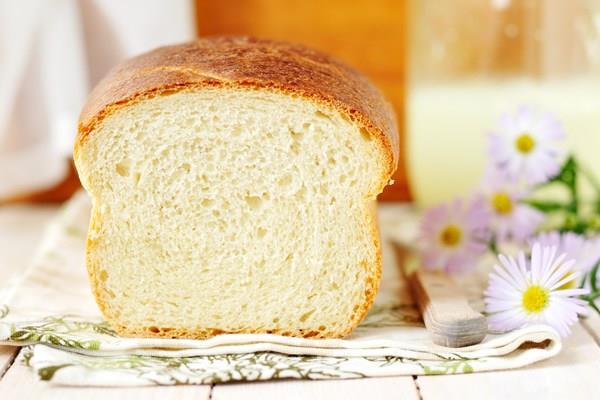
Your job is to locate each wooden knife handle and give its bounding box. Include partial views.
[409,270,487,348]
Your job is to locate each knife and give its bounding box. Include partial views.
[393,242,488,348]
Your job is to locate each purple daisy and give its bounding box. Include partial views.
[489,106,565,185]
[532,231,600,287]
[420,197,491,274]
[479,169,544,242]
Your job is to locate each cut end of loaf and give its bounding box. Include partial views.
[76,87,389,339]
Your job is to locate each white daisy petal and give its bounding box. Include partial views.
[552,288,589,297]
[545,259,577,289]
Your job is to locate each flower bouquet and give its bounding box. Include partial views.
[419,106,600,337]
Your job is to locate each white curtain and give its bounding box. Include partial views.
[0,0,196,199]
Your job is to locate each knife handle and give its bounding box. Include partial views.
[409,270,487,347]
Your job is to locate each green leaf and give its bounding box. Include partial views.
[550,156,578,212]
[551,156,577,188]
[522,200,566,213]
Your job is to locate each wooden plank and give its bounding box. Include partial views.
[0,204,59,283]
[417,323,600,400]
[0,351,210,400]
[212,377,419,400]
[0,346,18,379]
[581,312,600,345]
[0,205,59,383]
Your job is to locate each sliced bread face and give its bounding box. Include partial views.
[74,37,398,339]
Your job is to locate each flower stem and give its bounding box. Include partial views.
[582,291,600,301]
[590,261,600,293]
[488,238,500,256]
[580,273,587,289]
[588,299,600,316]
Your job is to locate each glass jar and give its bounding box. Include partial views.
[407,0,600,206]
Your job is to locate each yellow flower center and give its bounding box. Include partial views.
[439,225,462,247]
[491,192,513,215]
[522,285,549,314]
[515,133,535,154]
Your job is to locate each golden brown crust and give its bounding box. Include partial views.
[75,36,398,184]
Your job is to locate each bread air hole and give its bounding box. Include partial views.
[295,186,306,201]
[231,125,242,137]
[290,141,301,155]
[277,174,292,187]
[99,270,108,282]
[245,195,262,210]
[314,110,332,121]
[299,309,315,322]
[289,128,304,139]
[360,127,371,142]
[115,160,131,177]
[201,198,214,207]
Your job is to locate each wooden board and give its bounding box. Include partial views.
[582,312,600,345]
[212,376,419,400]
[417,323,600,400]
[0,204,60,381]
[0,351,209,400]
[0,204,59,283]
[0,346,18,381]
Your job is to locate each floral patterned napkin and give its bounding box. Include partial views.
[0,192,561,386]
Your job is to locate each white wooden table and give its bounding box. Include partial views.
[1,204,599,399]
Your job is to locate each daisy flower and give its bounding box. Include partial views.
[532,231,600,288]
[489,105,564,184]
[420,197,490,274]
[480,169,544,242]
[485,243,588,337]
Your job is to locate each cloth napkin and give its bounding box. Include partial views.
[0,192,561,386]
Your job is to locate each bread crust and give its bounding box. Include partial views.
[76,36,397,339]
[75,36,398,190]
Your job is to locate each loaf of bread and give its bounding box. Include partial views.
[74,36,398,339]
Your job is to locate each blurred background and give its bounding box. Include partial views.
[1,0,600,206]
